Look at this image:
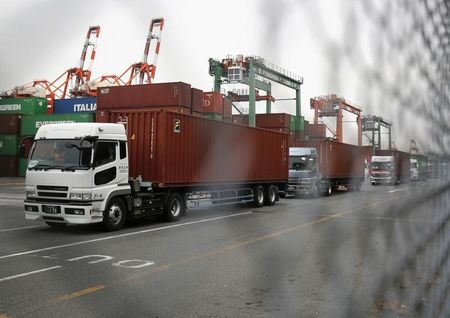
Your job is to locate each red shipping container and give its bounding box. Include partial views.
[232,114,248,125]
[0,115,21,135]
[263,127,290,134]
[101,110,288,187]
[223,97,232,119]
[255,113,291,129]
[306,123,326,138]
[0,155,18,177]
[191,88,203,113]
[97,106,192,122]
[97,82,192,110]
[202,92,223,114]
[298,140,365,179]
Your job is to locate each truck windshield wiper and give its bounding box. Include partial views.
[30,164,52,170]
[61,165,89,171]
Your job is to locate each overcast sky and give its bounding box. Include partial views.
[0,0,446,153]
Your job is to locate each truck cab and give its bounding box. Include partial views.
[370,155,395,185]
[287,147,330,197]
[410,158,419,181]
[24,123,131,230]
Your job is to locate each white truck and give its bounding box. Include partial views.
[410,158,419,181]
[370,156,395,185]
[24,119,288,231]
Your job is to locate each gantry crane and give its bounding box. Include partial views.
[310,94,362,146]
[361,114,392,152]
[209,55,303,127]
[77,18,164,96]
[9,26,100,110]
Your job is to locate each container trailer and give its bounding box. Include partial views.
[285,139,365,197]
[370,149,410,185]
[24,111,288,231]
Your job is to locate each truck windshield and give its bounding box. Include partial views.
[289,156,316,171]
[371,162,392,170]
[28,139,92,169]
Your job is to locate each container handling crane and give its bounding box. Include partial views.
[7,26,101,112]
[77,18,164,96]
[209,55,303,127]
[310,94,362,146]
[361,114,392,153]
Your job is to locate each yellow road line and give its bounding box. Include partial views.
[55,285,105,303]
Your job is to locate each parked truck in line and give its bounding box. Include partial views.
[286,139,365,197]
[24,111,289,231]
[370,149,410,185]
[410,154,428,181]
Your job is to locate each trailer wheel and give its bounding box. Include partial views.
[165,192,185,221]
[253,185,265,208]
[264,185,277,206]
[103,197,127,231]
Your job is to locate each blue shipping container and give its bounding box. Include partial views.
[54,97,97,114]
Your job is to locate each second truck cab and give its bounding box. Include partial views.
[370,155,395,185]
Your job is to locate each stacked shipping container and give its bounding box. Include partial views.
[0,96,96,176]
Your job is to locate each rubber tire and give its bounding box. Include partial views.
[325,182,332,196]
[264,185,277,206]
[164,192,185,222]
[103,197,127,231]
[45,222,67,228]
[253,185,265,208]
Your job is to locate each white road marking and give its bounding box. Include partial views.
[388,188,406,193]
[0,211,254,260]
[67,255,114,264]
[0,225,45,233]
[112,260,155,269]
[0,266,62,283]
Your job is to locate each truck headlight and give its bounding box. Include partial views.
[69,193,92,200]
[26,190,37,198]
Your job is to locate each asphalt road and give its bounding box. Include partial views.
[0,178,447,318]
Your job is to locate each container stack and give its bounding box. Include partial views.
[202,92,232,122]
[231,113,305,146]
[305,122,326,140]
[0,96,98,176]
[0,97,48,177]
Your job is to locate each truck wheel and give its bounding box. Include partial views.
[253,185,265,208]
[165,192,185,221]
[325,183,332,196]
[264,185,277,206]
[103,197,127,231]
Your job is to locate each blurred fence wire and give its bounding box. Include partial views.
[290,0,450,316]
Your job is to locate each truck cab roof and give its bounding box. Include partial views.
[289,147,317,156]
[34,123,127,141]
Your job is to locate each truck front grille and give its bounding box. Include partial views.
[38,192,68,198]
[37,185,69,191]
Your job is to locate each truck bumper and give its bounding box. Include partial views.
[370,176,393,184]
[287,184,313,195]
[24,200,103,224]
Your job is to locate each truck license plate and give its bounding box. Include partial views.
[43,205,59,214]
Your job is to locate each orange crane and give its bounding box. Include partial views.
[11,26,100,111]
[310,94,362,146]
[78,17,164,96]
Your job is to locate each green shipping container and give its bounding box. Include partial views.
[203,113,224,121]
[291,116,304,131]
[19,158,28,177]
[0,135,19,155]
[0,97,47,115]
[21,113,95,136]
